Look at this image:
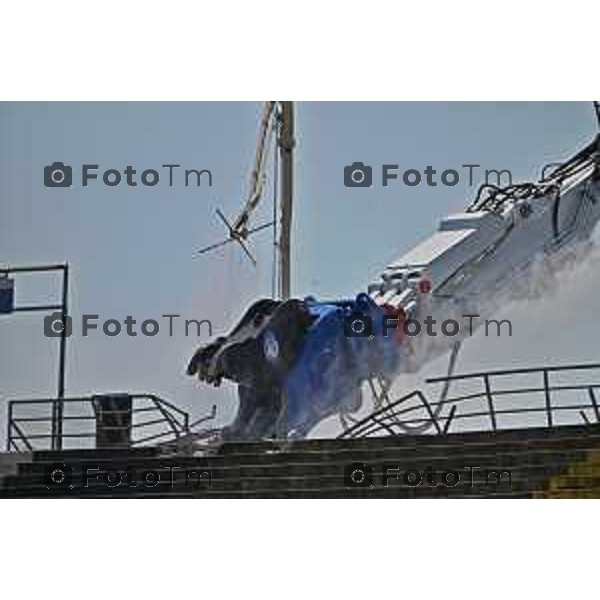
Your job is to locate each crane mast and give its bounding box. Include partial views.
[195,101,295,300]
[278,101,294,300]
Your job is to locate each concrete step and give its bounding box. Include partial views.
[32,446,161,462]
[0,452,32,489]
[0,460,568,497]
[14,445,586,477]
[0,479,546,498]
[210,436,600,466]
[219,423,600,455]
[549,475,600,490]
[3,423,600,498]
[536,488,600,499]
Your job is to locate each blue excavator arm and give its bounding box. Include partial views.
[187,293,404,439]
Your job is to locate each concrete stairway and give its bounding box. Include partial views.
[3,424,600,498]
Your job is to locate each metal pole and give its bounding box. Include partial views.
[543,369,553,427]
[589,387,600,422]
[7,402,12,452]
[1,263,69,451]
[278,101,294,300]
[55,264,69,450]
[483,375,497,431]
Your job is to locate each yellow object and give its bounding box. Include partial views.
[536,451,600,499]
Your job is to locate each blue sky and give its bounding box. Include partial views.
[0,101,598,441]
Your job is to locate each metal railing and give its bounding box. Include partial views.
[339,362,600,439]
[6,394,190,452]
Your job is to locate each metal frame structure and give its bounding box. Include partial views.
[0,263,69,450]
[6,393,191,452]
[340,362,600,439]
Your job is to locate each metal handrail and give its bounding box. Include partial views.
[8,420,34,452]
[6,393,191,451]
[426,361,600,381]
[141,394,190,430]
[340,362,600,439]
